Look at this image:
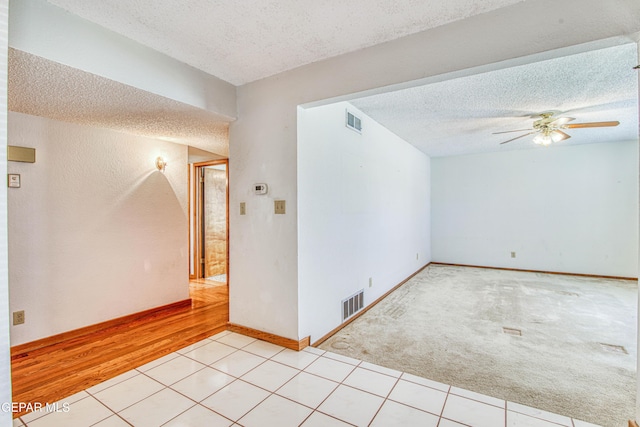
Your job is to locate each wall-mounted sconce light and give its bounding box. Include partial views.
[156,157,167,172]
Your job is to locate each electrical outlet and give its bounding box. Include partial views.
[511,251,516,258]
[240,202,246,215]
[369,277,373,288]
[416,253,419,260]
[13,310,24,325]
[274,200,286,214]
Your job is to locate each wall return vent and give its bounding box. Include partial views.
[342,289,364,322]
[346,110,362,133]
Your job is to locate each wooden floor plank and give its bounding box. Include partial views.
[11,282,228,417]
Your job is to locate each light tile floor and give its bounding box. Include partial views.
[13,331,601,427]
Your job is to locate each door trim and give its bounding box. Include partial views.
[190,160,229,281]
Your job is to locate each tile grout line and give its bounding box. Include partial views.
[296,358,454,422]
[222,378,272,424]
[201,333,588,427]
[158,400,234,427]
[135,347,561,427]
[298,353,359,384]
[111,361,236,424]
[167,342,242,371]
[154,358,245,425]
[212,342,321,424]
[358,362,403,379]
[172,374,246,423]
[25,330,594,427]
[302,356,361,425]
[85,392,132,427]
[366,373,403,426]
[399,372,451,393]
[509,410,574,427]
[448,387,506,410]
[506,403,577,427]
[89,374,170,419]
[436,385,453,427]
[22,334,266,427]
[188,333,301,415]
[21,391,116,426]
[439,389,503,427]
[321,355,511,412]
[144,355,210,386]
[268,362,323,412]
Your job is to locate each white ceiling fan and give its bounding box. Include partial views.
[494,112,620,146]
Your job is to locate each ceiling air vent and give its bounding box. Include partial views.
[346,110,362,133]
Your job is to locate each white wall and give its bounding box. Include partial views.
[431,141,639,278]
[229,84,300,339]
[0,0,12,424]
[298,102,430,342]
[8,112,190,345]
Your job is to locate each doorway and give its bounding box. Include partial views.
[190,160,229,284]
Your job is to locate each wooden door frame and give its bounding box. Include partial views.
[190,160,229,281]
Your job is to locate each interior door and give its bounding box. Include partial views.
[203,167,227,279]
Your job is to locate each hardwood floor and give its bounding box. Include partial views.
[10,281,228,417]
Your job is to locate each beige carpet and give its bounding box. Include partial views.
[319,265,637,427]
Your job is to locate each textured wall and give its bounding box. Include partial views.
[431,141,639,278]
[8,112,190,345]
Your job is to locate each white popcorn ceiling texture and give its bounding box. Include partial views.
[11,2,639,158]
[352,43,639,157]
[8,49,230,156]
[46,0,525,86]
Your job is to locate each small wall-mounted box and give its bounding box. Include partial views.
[254,183,268,195]
[8,146,35,163]
[8,174,20,188]
[274,200,286,215]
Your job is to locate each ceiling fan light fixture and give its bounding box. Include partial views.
[533,129,568,146]
[496,111,620,146]
[533,134,552,146]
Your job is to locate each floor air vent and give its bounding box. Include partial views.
[599,343,627,354]
[502,327,522,336]
[342,289,364,322]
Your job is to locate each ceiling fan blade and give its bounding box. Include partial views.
[492,129,533,134]
[553,130,571,141]
[566,121,620,128]
[500,131,537,145]
[551,117,575,126]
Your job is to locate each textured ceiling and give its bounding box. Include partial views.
[12,3,639,159]
[351,43,639,157]
[8,49,230,156]
[46,0,524,86]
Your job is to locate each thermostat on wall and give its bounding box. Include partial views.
[254,183,268,195]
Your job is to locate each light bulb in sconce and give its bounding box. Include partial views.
[156,157,167,172]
